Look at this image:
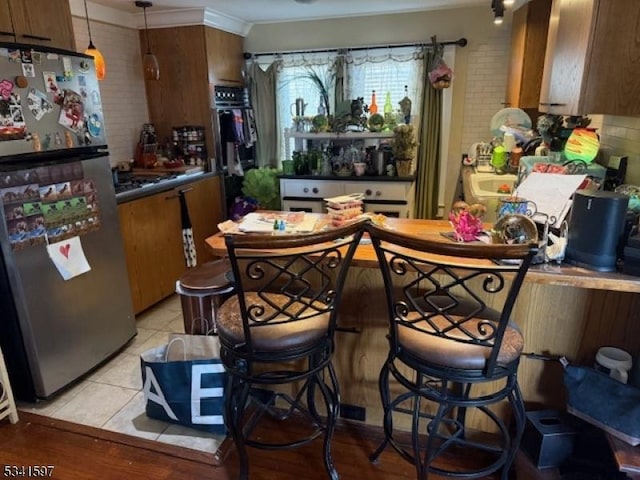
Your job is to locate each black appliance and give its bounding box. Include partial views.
[565,190,629,272]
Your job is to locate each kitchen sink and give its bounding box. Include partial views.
[469,172,517,198]
[464,171,518,223]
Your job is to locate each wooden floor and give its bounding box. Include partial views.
[0,412,548,480]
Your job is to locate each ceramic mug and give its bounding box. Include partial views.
[353,162,366,177]
[497,197,537,219]
[595,346,632,384]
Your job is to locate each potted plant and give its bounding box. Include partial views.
[391,124,418,176]
[241,167,281,211]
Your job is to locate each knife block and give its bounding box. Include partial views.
[134,143,157,169]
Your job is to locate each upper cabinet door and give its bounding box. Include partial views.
[8,0,76,50]
[205,28,245,86]
[0,0,15,40]
[540,0,640,116]
[539,0,597,115]
[505,0,552,109]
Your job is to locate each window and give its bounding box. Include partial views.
[255,47,424,164]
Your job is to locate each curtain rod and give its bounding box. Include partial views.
[243,37,467,59]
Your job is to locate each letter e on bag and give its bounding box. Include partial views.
[191,363,225,425]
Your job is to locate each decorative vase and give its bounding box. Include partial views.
[396,159,412,177]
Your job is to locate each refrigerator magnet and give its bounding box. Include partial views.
[20,50,32,63]
[62,57,73,78]
[0,79,13,100]
[31,52,42,65]
[0,48,8,58]
[43,72,58,93]
[21,64,35,78]
[15,76,28,88]
[8,49,20,63]
[58,90,85,132]
[27,88,53,121]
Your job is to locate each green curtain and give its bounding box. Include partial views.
[414,48,442,219]
[249,62,279,167]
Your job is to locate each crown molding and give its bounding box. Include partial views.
[68,0,250,37]
[139,8,251,36]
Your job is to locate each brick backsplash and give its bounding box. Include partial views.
[460,25,511,153]
[598,115,640,185]
[72,17,149,168]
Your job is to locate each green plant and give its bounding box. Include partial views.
[300,67,335,117]
[241,167,281,210]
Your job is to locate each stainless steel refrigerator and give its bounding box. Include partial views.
[0,42,136,400]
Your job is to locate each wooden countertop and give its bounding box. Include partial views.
[205,216,640,293]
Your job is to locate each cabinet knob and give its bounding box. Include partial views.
[303,187,309,193]
[376,190,382,197]
[312,187,319,194]
[365,189,372,196]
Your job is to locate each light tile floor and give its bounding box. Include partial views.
[17,294,224,454]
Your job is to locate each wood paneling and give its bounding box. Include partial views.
[142,26,245,168]
[141,26,214,161]
[119,175,224,314]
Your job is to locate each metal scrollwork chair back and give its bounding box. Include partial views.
[366,223,537,480]
[218,220,366,480]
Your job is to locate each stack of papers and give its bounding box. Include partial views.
[237,212,317,233]
[514,172,587,228]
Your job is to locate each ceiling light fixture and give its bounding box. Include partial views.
[135,1,160,81]
[83,0,106,80]
[294,0,319,4]
[491,0,505,25]
[503,0,515,5]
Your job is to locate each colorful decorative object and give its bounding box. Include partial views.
[448,201,486,242]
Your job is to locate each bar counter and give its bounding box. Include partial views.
[206,216,640,432]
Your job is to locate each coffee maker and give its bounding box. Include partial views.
[565,190,629,272]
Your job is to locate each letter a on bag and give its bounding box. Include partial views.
[143,366,178,421]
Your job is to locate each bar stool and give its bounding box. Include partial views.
[176,258,235,335]
[366,223,537,480]
[0,346,18,424]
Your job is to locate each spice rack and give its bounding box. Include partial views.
[172,126,207,167]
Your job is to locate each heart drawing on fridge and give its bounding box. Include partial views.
[59,243,71,259]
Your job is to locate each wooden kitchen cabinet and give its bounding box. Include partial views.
[205,28,245,86]
[0,0,76,51]
[539,0,640,116]
[142,25,245,161]
[505,0,551,109]
[118,175,224,314]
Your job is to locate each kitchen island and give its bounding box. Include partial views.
[205,216,640,432]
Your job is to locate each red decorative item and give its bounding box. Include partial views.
[448,201,486,242]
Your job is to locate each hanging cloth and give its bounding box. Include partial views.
[179,190,197,268]
[231,109,245,145]
[242,108,258,147]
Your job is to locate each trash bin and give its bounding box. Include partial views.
[177,259,234,335]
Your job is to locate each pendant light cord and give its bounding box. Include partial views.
[83,0,95,49]
[143,5,152,55]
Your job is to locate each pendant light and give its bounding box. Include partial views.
[83,0,106,80]
[135,1,160,81]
